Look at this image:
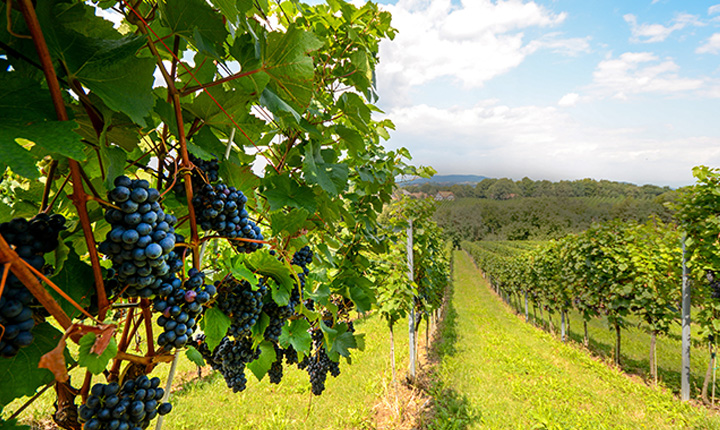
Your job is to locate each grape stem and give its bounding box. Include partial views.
[43,172,72,214]
[18,0,109,320]
[109,306,136,382]
[40,160,58,212]
[141,299,155,368]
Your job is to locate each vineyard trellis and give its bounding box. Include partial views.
[464,166,720,404]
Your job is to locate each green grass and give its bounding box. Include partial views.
[424,250,720,430]
[516,290,714,398]
[13,313,424,430]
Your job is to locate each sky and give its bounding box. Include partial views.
[357,0,720,187]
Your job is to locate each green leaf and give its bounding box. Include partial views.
[263,175,317,213]
[247,341,276,381]
[0,139,38,179]
[250,312,270,340]
[185,87,264,138]
[303,141,348,197]
[185,346,205,367]
[0,323,64,406]
[228,257,258,287]
[0,413,30,430]
[209,0,240,24]
[48,249,94,320]
[219,161,259,192]
[42,13,156,127]
[0,72,56,122]
[0,120,86,176]
[259,26,323,113]
[77,333,118,375]
[245,252,294,305]
[270,208,309,237]
[279,319,312,353]
[335,125,364,156]
[330,330,357,358]
[99,145,128,191]
[160,0,228,57]
[259,87,301,122]
[201,307,232,351]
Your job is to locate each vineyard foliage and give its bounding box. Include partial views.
[464,218,683,367]
[375,196,448,332]
[0,0,435,427]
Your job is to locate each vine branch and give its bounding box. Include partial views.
[18,0,109,320]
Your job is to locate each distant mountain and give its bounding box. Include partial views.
[401,174,488,186]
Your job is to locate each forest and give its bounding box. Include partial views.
[411,177,678,242]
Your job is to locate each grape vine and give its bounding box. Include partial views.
[0,0,432,428]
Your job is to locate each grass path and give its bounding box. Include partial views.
[429,250,720,430]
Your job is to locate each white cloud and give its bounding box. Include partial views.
[697,33,720,54]
[623,13,703,43]
[377,0,576,105]
[525,32,591,56]
[383,102,720,186]
[558,93,580,106]
[590,52,704,98]
[710,5,720,15]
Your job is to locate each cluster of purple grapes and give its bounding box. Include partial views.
[214,276,266,338]
[267,344,300,385]
[298,328,342,395]
[0,214,66,357]
[98,176,178,298]
[153,269,216,349]
[194,335,259,393]
[192,183,263,253]
[78,375,171,430]
[171,154,220,194]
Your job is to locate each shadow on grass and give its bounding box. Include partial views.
[559,321,701,395]
[420,282,481,430]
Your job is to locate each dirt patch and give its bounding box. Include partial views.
[371,302,449,430]
[371,332,436,430]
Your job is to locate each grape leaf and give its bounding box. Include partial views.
[219,161,260,192]
[49,249,94,320]
[99,145,127,192]
[159,0,228,57]
[0,323,64,406]
[36,2,156,126]
[250,313,270,341]
[77,333,118,375]
[335,125,364,157]
[228,257,258,287]
[0,120,86,177]
[246,341,276,381]
[0,72,55,122]
[263,175,317,213]
[0,140,38,180]
[329,329,357,359]
[270,208,309,237]
[185,346,205,367]
[259,26,323,113]
[259,87,301,123]
[245,252,294,305]
[303,142,349,197]
[278,319,311,354]
[201,307,231,351]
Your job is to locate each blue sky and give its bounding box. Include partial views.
[360,0,720,187]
